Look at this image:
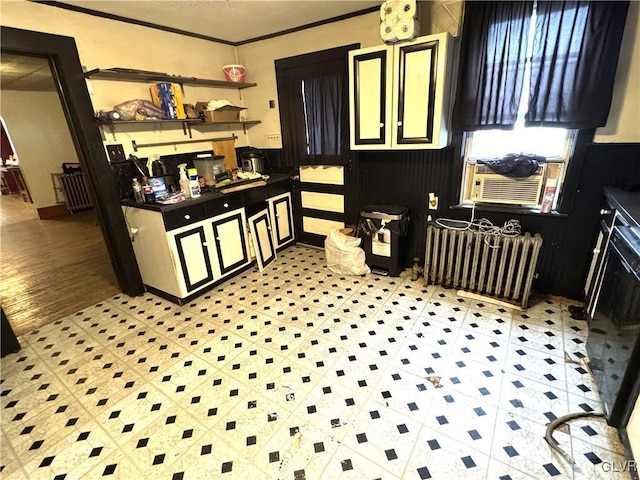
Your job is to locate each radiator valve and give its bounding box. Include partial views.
[411,257,423,281]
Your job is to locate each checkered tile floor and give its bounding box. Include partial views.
[0,246,631,479]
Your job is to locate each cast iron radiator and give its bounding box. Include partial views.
[424,225,543,308]
[58,173,93,213]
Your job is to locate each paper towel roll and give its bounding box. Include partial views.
[380,0,418,43]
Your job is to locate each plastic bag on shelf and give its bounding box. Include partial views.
[113,99,168,121]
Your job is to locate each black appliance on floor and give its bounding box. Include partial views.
[585,188,640,427]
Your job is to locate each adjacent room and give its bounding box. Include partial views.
[1,1,639,479]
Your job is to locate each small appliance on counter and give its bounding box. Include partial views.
[240,148,265,173]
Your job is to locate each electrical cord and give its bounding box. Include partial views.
[434,202,522,245]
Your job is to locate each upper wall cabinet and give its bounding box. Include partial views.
[348,33,454,150]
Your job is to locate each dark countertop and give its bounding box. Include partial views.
[604,187,640,227]
[122,173,290,213]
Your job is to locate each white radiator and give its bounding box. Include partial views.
[58,173,92,213]
[424,225,543,308]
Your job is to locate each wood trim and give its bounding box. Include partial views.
[1,26,145,297]
[32,1,378,47]
[37,204,69,219]
[32,1,235,45]
[238,8,378,46]
[299,182,346,194]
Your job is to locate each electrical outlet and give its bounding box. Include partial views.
[428,192,438,210]
[106,144,126,163]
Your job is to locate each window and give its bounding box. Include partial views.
[454,1,628,212]
[460,127,576,210]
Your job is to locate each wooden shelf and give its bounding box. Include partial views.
[96,118,261,140]
[195,120,261,127]
[84,68,257,89]
[96,118,203,126]
[96,119,260,127]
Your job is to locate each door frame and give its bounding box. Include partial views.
[1,26,144,296]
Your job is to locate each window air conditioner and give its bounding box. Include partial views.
[470,163,546,206]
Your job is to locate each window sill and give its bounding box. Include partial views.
[451,203,569,218]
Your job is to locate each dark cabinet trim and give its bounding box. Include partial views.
[272,196,294,246]
[395,40,438,145]
[250,211,277,269]
[352,50,388,146]
[211,213,249,276]
[174,226,214,292]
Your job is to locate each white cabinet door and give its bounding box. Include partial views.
[207,208,250,278]
[268,192,295,249]
[168,223,215,295]
[248,209,276,272]
[349,33,453,150]
[349,45,394,149]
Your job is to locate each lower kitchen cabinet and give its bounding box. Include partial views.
[268,192,295,249]
[121,175,294,304]
[247,209,276,271]
[170,223,215,292]
[208,208,250,277]
[122,205,250,303]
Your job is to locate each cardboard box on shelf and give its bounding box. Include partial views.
[195,102,246,123]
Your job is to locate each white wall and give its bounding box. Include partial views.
[0,0,245,166]
[1,90,79,208]
[594,1,640,143]
[236,12,382,149]
[1,0,637,163]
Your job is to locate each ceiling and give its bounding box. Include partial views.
[53,0,382,44]
[1,1,381,91]
[0,54,57,92]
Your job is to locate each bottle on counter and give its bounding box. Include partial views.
[178,163,191,198]
[132,178,144,204]
[188,168,201,198]
[141,176,154,203]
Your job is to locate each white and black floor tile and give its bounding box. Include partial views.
[0,246,631,479]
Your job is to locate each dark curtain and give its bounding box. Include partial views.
[275,45,355,167]
[526,1,629,128]
[303,71,346,159]
[452,1,533,132]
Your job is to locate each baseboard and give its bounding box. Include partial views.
[37,204,69,219]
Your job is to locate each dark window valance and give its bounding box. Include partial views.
[452,1,534,132]
[275,44,357,167]
[452,1,629,132]
[526,1,630,128]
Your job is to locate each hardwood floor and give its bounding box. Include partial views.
[1,194,120,336]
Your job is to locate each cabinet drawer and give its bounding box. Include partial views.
[203,195,243,218]
[163,205,205,231]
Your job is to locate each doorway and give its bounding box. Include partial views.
[1,27,145,337]
[0,53,120,335]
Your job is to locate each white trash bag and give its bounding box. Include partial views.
[325,228,371,275]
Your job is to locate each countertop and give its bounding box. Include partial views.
[604,187,640,227]
[122,173,290,213]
